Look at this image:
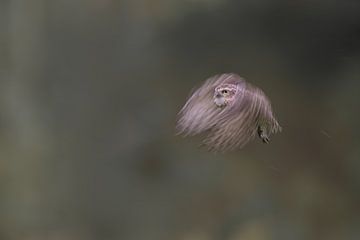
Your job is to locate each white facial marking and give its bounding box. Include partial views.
[213,85,237,107]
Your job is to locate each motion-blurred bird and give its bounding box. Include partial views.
[176,73,281,152]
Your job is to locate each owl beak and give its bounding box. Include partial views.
[214,96,225,107]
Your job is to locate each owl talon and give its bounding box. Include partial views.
[261,136,270,143]
[258,126,270,143]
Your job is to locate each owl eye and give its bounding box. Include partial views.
[221,90,228,94]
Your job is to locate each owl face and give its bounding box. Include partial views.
[213,84,238,107]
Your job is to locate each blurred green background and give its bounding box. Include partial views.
[1,0,360,240]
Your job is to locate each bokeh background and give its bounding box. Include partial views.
[1,0,360,239]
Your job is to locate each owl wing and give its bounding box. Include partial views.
[204,82,281,152]
[177,73,245,136]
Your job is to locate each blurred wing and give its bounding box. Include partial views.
[204,82,281,152]
[176,73,244,136]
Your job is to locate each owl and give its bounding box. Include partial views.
[176,73,281,152]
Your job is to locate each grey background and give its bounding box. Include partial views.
[1,0,360,239]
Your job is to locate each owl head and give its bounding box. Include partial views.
[213,84,238,107]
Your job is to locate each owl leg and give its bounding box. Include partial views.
[258,125,270,143]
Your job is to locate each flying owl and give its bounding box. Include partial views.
[176,73,281,152]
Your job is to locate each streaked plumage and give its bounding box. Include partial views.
[176,73,281,152]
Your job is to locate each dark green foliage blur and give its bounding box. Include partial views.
[1,1,360,240]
